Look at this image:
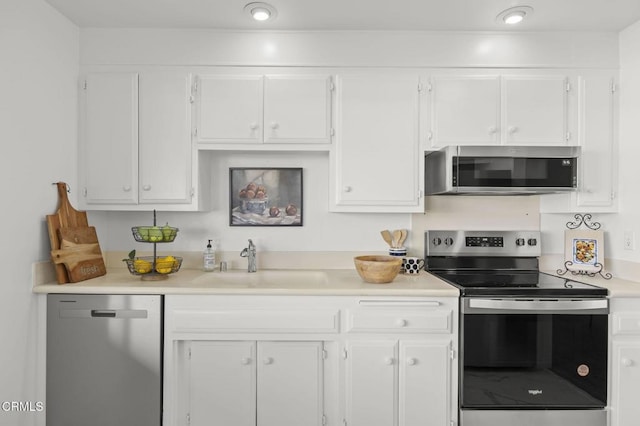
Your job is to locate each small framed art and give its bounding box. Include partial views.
[229,167,303,226]
[564,229,604,273]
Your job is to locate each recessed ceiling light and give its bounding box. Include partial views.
[244,2,278,22]
[496,6,534,25]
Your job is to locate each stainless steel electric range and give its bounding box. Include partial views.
[425,230,608,426]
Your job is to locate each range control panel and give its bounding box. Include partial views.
[425,230,541,257]
[465,236,504,247]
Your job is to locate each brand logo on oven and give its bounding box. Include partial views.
[528,389,543,396]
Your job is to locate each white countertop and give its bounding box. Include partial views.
[541,269,640,298]
[33,268,460,297]
[32,263,639,298]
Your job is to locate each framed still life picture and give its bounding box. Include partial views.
[564,229,605,273]
[229,167,303,226]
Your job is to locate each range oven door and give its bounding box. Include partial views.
[460,298,608,425]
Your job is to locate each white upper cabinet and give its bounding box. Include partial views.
[80,71,205,211]
[196,74,333,145]
[540,70,618,213]
[331,73,424,212]
[138,72,193,204]
[82,72,139,205]
[197,75,263,143]
[502,75,570,145]
[264,75,333,143]
[428,72,573,148]
[428,75,501,146]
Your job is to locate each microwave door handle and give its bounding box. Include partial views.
[467,298,608,313]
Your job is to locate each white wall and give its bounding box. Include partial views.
[79,28,619,68]
[616,21,640,264]
[0,1,78,424]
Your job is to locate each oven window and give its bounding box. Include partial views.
[454,157,576,188]
[461,313,607,409]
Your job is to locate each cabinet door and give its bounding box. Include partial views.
[258,341,324,426]
[539,71,618,213]
[264,75,333,144]
[345,340,398,426]
[188,341,257,426]
[333,74,422,211]
[399,341,451,426]
[429,75,500,147]
[503,75,569,145]
[611,343,640,426]
[82,72,138,204]
[576,74,616,208]
[139,72,193,204]
[197,75,263,143]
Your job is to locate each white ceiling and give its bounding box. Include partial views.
[45,0,640,32]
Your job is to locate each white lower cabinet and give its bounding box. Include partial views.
[164,295,458,426]
[610,299,640,426]
[345,340,451,426]
[187,340,324,426]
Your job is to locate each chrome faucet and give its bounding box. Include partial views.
[240,239,257,273]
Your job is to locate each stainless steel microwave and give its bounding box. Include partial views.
[425,145,580,195]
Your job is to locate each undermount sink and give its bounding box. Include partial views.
[194,270,329,287]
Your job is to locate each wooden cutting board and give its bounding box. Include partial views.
[46,182,93,283]
[51,226,106,282]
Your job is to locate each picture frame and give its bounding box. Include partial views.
[564,229,605,273]
[229,167,303,227]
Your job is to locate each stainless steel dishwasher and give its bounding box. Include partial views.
[47,294,162,426]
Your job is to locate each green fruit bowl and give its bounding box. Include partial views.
[132,225,179,243]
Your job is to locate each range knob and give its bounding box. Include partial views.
[528,238,538,246]
[444,237,454,246]
[516,238,526,246]
[432,237,442,246]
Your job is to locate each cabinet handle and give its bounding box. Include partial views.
[508,126,518,134]
[142,185,151,191]
[249,122,259,130]
[384,357,395,365]
[343,186,352,193]
[241,357,252,365]
[488,126,498,135]
[122,185,132,192]
[263,357,273,365]
[622,358,634,367]
[270,122,279,130]
[407,358,417,366]
[396,318,407,327]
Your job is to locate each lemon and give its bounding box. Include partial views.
[133,259,152,274]
[155,256,176,274]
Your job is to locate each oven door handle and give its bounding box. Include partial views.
[466,298,608,314]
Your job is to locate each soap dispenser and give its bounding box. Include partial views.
[203,239,216,272]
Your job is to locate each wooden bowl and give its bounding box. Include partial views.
[354,255,402,284]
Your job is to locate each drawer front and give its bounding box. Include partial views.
[613,313,640,335]
[346,309,452,334]
[171,309,341,334]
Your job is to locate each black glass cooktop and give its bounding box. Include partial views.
[431,271,608,297]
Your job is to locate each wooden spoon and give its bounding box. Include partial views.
[380,230,393,247]
[398,229,408,247]
[392,230,402,248]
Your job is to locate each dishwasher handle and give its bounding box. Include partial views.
[60,309,149,319]
[91,310,116,318]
